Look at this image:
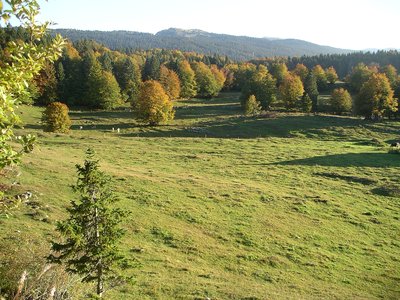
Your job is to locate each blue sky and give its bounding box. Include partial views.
[33,0,400,50]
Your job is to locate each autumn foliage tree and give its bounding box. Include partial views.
[241,65,277,110]
[330,88,352,114]
[355,73,397,119]
[279,73,304,110]
[42,102,71,133]
[176,60,197,98]
[210,64,226,92]
[292,63,309,83]
[159,65,181,100]
[347,63,377,93]
[325,66,338,84]
[244,95,261,116]
[312,65,327,91]
[134,80,174,125]
[192,62,220,98]
[0,0,64,170]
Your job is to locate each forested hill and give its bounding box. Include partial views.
[52,28,352,61]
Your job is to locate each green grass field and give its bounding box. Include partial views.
[1,93,400,299]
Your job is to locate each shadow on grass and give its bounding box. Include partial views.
[122,114,368,139]
[274,152,400,168]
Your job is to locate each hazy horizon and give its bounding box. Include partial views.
[28,0,400,50]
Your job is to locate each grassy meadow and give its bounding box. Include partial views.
[1,93,400,299]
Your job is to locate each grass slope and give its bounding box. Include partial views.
[1,93,400,299]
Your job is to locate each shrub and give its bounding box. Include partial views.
[244,95,261,116]
[42,102,71,133]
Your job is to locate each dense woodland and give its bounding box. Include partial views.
[51,28,352,61]
[1,27,398,122]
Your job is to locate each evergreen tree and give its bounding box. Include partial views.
[114,57,141,103]
[142,55,161,81]
[300,93,312,113]
[304,72,319,112]
[99,52,113,72]
[84,54,122,109]
[176,60,197,98]
[49,149,128,298]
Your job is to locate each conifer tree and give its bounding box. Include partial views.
[49,149,128,298]
[300,93,312,112]
[114,57,142,103]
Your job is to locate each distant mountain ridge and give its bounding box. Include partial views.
[52,28,353,61]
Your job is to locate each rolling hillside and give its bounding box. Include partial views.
[1,93,399,299]
[52,28,352,61]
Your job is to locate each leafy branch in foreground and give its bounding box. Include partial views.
[0,0,65,171]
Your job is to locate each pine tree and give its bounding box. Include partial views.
[114,57,142,103]
[300,93,312,112]
[49,149,128,298]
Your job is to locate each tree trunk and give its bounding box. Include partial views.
[96,265,103,298]
[94,195,103,298]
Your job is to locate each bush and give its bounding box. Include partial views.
[42,102,71,133]
[244,95,261,116]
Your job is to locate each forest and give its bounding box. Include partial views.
[1,2,400,299]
